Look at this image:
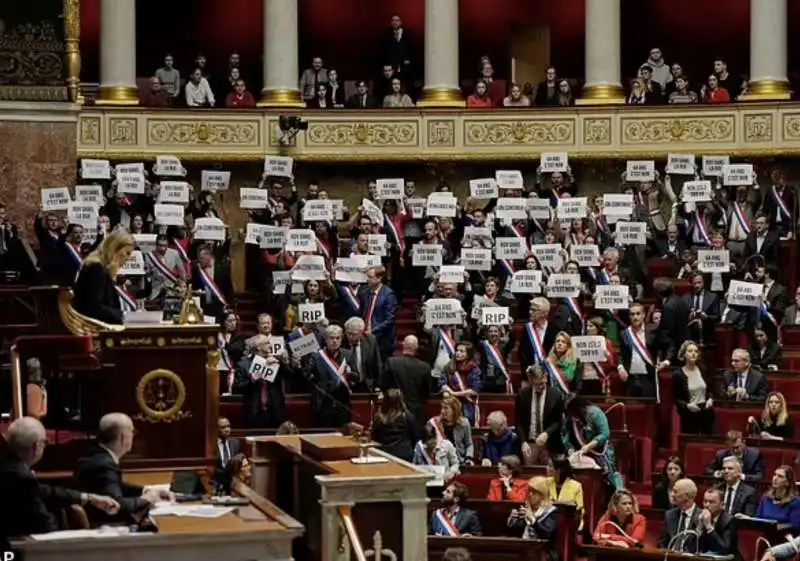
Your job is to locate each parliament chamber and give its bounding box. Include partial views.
[5,0,800,560]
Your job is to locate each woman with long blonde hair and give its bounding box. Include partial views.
[750,392,793,441]
[593,489,647,548]
[507,476,558,559]
[72,227,135,324]
[546,332,582,397]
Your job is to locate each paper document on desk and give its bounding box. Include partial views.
[150,503,234,518]
[30,527,142,541]
[419,465,446,487]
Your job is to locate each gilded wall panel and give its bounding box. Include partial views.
[79,115,101,146]
[146,118,261,148]
[582,118,612,146]
[463,119,575,146]
[620,116,735,144]
[305,120,419,147]
[743,113,773,144]
[782,113,800,142]
[109,117,137,146]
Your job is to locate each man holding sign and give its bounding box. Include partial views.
[305,325,358,428]
[232,335,286,428]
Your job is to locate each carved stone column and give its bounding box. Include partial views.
[401,498,430,561]
[578,0,624,105]
[96,0,138,105]
[743,0,790,100]
[417,0,464,107]
[258,0,304,107]
[62,0,83,104]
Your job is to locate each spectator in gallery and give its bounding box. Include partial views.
[503,83,531,108]
[556,80,575,107]
[381,13,413,79]
[466,81,493,108]
[651,456,685,511]
[756,465,800,530]
[705,430,765,482]
[346,80,378,109]
[299,56,328,101]
[383,78,414,108]
[626,79,648,105]
[225,79,256,109]
[641,47,672,90]
[663,63,684,98]
[225,67,242,93]
[185,68,215,108]
[326,69,345,107]
[638,65,663,101]
[668,76,698,104]
[155,53,180,98]
[534,67,559,107]
[140,77,171,107]
[701,74,731,104]
[307,83,331,109]
[713,58,741,99]
[749,391,794,441]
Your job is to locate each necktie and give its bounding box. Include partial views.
[694,294,701,310]
[365,290,378,330]
[0,226,6,254]
[740,374,746,389]
[533,392,542,436]
[724,486,733,512]
[221,440,230,466]
[677,512,688,547]
[361,96,366,108]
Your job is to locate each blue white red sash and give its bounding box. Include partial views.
[773,186,792,221]
[760,302,778,327]
[481,340,512,393]
[525,321,547,362]
[545,357,569,394]
[624,327,654,367]
[65,243,83,267]
[731,203,751,236]
[173,241,190,264]
[146,251,179,284]
[341,286,361,314]
[438,328,456,357]
[451,369,481,426]
[565,298,585,334]
[598,268,611,285]
[384,215,405,252]
[572,418,606,456]
[287,327,305,342]
[364,287,380,330]
[318,349,350,392]
[316,236,331,260]
[432,509,460,536]
[592,212,607,233]
[415,441,435,465]
[428,416,445,441]
[693,211,711,246]
[592,339,610,381]
[198,267,227,306]
[218,334,233,371]
[511,224,528,245]
[115,286,137,312]
[500,259,515,276]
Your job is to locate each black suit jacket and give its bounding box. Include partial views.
[683,290,720,341]
[72,261,124,324]
[722,482,758,517]
[744,230,780,266]
[72,444,149,524]
[552,300,584,338]
[534,81,558,107]
[747,341,783,369]
[655,295,690,363]
[655,238,687,259]
[382,354,430,431]
[619,326,658,376]
[0,454,84,536]
[518,321,558,372]
[705,447,765,481]
[765,282,789,321]
[342,334,382,392]
[761,186,797,235]
[658,506,701,551]
[346,93,378,109]
[380,28,413,76]
[698,512,737,556]
[515,386,565,454]
[721,368,770,403]
[212,437,242,489]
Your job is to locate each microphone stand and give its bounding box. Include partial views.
[664,529,699,561]
[604,402,628,432]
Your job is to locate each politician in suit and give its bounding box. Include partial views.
[211,417,241,490]
[551,297,584,338]
[696,488,738,558]
[343,317,382,393]
[518,297,558,373]
[380,15,413,78]
[73,413,172,525]
[760,172,797,238]
[145,234,187,299]
[59,223,103,286]
[618,303,660,398]
[653,278,690,364]
[0,417,119,537]
[191,244,233,320]
[72,228,136,325]
[705,430,765,482]
[654,225,687,258]
[515,365,565,462]
[382,335,430,432]
[659,479,702,552]
[683,272,720,343]
[360,266,397,362]
[744,215,780,266]
[305,324,359,428]
[721,349,770,403]
[429,482,482,536]
[234,336,287,429]
[718,456,759,516]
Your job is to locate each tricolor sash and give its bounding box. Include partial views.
[500,259,516,276]
[598,269,611,286]
[760,302,779,328]
[115,286,137,312]
[592,339,610,381]
[415,441,435,465]
[693,211,711,246]
[428,416,445,441]
[572,418,607,456]
[565,298,585,333]
[287,327,305,342]
[218,333,233,371]
[432,509,460,537]
[624,327,654,367]
[173,241,190,264]
[511,224,528,247]
[773,186,793,221]
[451,369,481,426]
[384,215,405,252]
[731,202,751,237]
[481,340,512,393]
[525,321,547,362]
[341,285,361,314]
[65,243,83,267]
[438,328,456,357]
[198,268,227,306]
[364,287,380,330]
[146,251,179,284]
[587,267,597,281]
[316,236,331,260]
[318,349,350,392]
[544,357,569,395]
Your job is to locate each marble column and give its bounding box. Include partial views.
[578,0,624,105]
[320,502,351,561]
[744,0,790,100]
[417,0,464,107]
[258,0,304,107]
[95,0,138,105]
[402,498,430,561]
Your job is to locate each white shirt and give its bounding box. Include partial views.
[724,480,741,513]
[629,327,648,375]
[217,438,232,466]
[185,78,215,107]
[756,233,766,253]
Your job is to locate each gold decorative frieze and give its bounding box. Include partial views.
[76,104,800,161]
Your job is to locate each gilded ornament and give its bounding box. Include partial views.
[583,118,612,145]
[207,350,220,370]
[782,114,800,141]
[306,121,418,146]
[744,114,773,143]
[80,116,101,145]
[105,338,114,348]
[464,120,574,146]
[0,18,66,101]
[109,118,137,145]
[157,337,166,347]
[207,336,216,347]
[148,119,260,146]
[133,369,191,423]
[621,117,734,144]
[428,120,455,147]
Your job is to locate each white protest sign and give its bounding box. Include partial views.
[285,229,316,252]
[272,270,304,295]
[376,178,404,200]
[616,221,647,245]
[82,224,99,245]
[424,298,463,327]
[75,185,104,204]
[264,156,293,177]
[116,163,144,176]
[269,335,286,357]
[330,199,345,220]
[292,255,327,281]
[351,253,382,269]
[527,198,551,220]
[119,250,145,276]
[572,336,607,362]
[158,181,190,204]
[681,180,713,203]
[258,225,287,249]
[697,249,731,273]
[133,233,157,252]
[666,153,696,175]
[406,197,427,219]
[298,302,326,324]
[495,170,523,190]
[727,280,762,308]
[153,204,183,226]
[723,164,754,186]
[116,172,145,194]
[530,244,563,268]
[412,243,443,267]
[546,274,581,298]
[361,198,384,225]
[302,199,334,223]
[557,197,588,220]
[248,355,268,380]
[495,198,528,220]
[194,217,226,241]
[510,270,543,294]
[439,265,465,284]
[470,178,498,199]
[495,237,528,260]
[201,170,231,191]
[240,188,269,210]
[154,155,184,176]
[463,226,493,243]
[540,152,568,173]
[481,306,510,326]
[703,156,730,177]
[594,284,629,310]
[571,244,600,267]
[41,187,71,211]
[602,193,634,216]
[368,234,387,256]
[67,202,98,226]
[626,160,656,182]
[461,248,492,271]
[81,159,110,180]
[426,195,457,218]
[335,258,368,284]
[288,333,320,357]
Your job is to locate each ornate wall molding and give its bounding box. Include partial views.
[76,103,800,161]
[0,101,79,123]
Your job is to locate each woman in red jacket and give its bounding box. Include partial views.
[593,489,647,548]
[702,75,731,104]
[487,455,529,501]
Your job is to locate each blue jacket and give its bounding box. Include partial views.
[359,284,397,352]
[481,428,522,465]
[756,495,800,530]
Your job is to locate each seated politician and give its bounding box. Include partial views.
[593,489,646,548]
[0,417,118,536]
[73,413,174,525]
[220,453,252,494]
[697,487,737,557]
[659,478,701,552]
[429,482,482,537]
[487,455,529,502]
[72,228,135,325]
[705,430,765,482]
[507,476,559,561]
[756,465,800,530]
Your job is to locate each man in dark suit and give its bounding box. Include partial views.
[380,13,413,80]
[718,456,758,516]
[551,297,583,338]
[382,335,430,431]
[654,224,687,258]
[518,297,557,373]
[659,478,702,552]
[744,214,780,266]
[73,413,173,524]
[305,324,359,428]
[617,302,661,398]
[760,169,797,238]
[653,277,690,364]
[697,487,738,557]
[343,316,382,393]
[0,417,118,537]
[345,80,378,109]
[211,416,241,490]
[360,266,397,363]
[755,264,789,341]
[705,430,765,482]
[722,348,770,403]
[191,244,233,320]
[515,364,565,464]
[684,272,720,343]
[429,482,482,536]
